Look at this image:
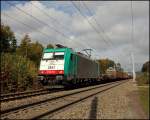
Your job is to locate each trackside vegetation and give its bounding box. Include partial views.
[138,86,149,116]
[136,61,149,117]
[1,53,38,93]
[136,72,149,85]
[0,24,53,93]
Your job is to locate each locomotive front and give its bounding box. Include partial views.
[38,48,65,85]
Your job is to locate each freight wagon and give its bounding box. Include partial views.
[104,67,130,81]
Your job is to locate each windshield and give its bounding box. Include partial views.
[42,52,64,60]
[43,53,53,59]
[54,52,64,59]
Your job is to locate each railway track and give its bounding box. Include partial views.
[0,88,60,102]
[0,80,128,119]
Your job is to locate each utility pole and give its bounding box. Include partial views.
[130,1,136,82]
[131,52,136,82]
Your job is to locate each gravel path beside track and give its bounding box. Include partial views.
[46,80,148,119]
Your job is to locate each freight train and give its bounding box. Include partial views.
[103,67,129,81]
[38,45,130,87]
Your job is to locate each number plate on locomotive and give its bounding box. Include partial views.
[48,66,55,69]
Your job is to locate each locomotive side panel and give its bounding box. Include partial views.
[76,55,99,79]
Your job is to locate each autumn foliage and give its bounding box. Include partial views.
[0,24,53,93]
[97,59,115,74]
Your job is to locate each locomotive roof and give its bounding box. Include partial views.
[43,48,73,53]
[43,48,98,64]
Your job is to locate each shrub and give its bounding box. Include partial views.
[1,53,38,93]
[136,72,149,86]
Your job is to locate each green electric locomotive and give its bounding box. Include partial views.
[38,46,100,87]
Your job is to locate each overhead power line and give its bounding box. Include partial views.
[4,1,104,58]
[5,1,70,40]
[2,13,52,43]
[3,12,84,50]
[30,2,90,49]
[2,13,49,45]
[30,2,72,33]
[71,1,112,47]
[70,1,108,57]
[81,1,114,47]
[6,1,94,50]
[81,2,136,66]
[80,1,132,66]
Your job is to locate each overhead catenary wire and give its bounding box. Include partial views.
[81,1,116,60]
[30,2,72,33]
[71,1,117,59]
[71,1,135,69]
[82,2,135,70]
[81,1,114,47]
[73,1,116,60]
[29,2,91,50]
[2,13,52,45]
[4,1,100,58]
[2,13,53,39]
[71,1,112,47]
[5,1,93,51]
[3,0,127,62]
[5,1,71,41]
[71,1,109,58]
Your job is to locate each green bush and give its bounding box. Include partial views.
[1,53,38,93]
[136,72,149,86]
[138,87,149,116]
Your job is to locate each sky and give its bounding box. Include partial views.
[1,1,149,72]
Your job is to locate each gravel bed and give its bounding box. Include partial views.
[1,82,121,119]
[1,83,111,111]
[44,80,144,119]
[43,97,94,119]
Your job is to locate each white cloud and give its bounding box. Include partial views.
[1,1,149,72]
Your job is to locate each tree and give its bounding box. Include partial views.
[28,41,43,66]
[98,58,116,74]
[16,34,31,57]
[1,53,38,93]
[141,61,149,73]
[0,24,17,53]
[46,44,54,49]
[17,35,44,66]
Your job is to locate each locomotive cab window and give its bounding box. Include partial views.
[42,52,64,60]
[43,52,53,59]
[54,52,64,60]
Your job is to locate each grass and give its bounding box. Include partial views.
[138,86,149,116]
[136,72,149,86]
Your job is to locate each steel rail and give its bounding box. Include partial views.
[33,80,127,119]
[0,88,62,102]
[1,80,128,119]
